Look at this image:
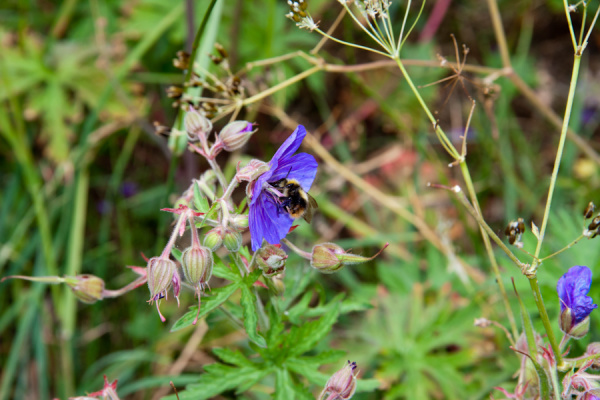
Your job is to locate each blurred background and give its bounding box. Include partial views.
[2,0,600,398]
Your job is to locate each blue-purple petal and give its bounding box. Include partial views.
[270,125,307,166]
[557,265,597,325]
[249,192,294,251]
[248,125,317,251]
[269,153,318,190]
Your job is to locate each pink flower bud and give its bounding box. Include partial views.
[64,275,105,304]
[184,108,212,142]
[320,361,358,400]
[236,159,270,184]
[146,256,177,322]
[218,121,256,151]
[311,243,388,274]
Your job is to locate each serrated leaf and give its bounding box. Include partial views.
[287,299,340,357]
[532,221,540,240]
[170,283,239,331]
[286,358,330,385]
[274,368,294,400]
[212,347,254,368]
[193,181,210,213]
[213,257,240,281]
[240,285,267,347]
[166,365,267,400]
[304,297,372,318]
[287,291,313,324]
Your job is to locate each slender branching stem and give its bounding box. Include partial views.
[532,54,582,270]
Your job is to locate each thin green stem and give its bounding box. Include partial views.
[563,0,578,49]
[340,3,390,51]
[394,58,461,160]
[540,234,584,261]
[313,28,391,58]
[460,163,519,340]
[532,54,581,269]
[486,0,512,68]
[529,277,563,368]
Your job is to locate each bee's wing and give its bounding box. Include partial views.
[303,194,318,223]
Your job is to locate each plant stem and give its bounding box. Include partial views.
[460,163,519,339]
[532,54,581,269]
[529,277,563,367]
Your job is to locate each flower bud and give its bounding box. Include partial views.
[231,214,249,230]
[223,228,242,252]
[560,310,590,339]
[204,227,224,251]
[181,245,214,287]
[257,245,288,277]
[218,121,256,151]
[236,159,270,184]
[64,275,105,304]
[147,256,176,302]
[272,274,285,295]
[320,361,358,400]
[311,243,388,274]
[184,108,212,142]
[311,243,344,273]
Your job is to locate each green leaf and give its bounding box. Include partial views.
[286,358,330,385]
[240,285,267,347]
[193,181,210,213]
[170,283,238,331]
[213,257,240,281]
[288,297,340,357]
[166,365,267,400]
[274,368,294,400]
[212,347,255,368]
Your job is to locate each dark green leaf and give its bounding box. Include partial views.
[213,257,240,281]
[170,283,238,331]
[240,285,267,347]
[274,368,294,400]
[212,347,255,368]
[193,181,210,212]
[288,298,340,357]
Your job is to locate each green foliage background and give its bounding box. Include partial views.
[2,0,600,399]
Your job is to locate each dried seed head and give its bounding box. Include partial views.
[173,50,190,70]
[584,201,596,219]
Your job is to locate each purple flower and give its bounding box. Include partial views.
[248,125,317,251]
[557,265,597,330]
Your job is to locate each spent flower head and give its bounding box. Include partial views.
[319,361,358,400]
[248,125,317,251]
[557,265,598,338]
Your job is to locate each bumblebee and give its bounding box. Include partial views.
[271,178,318,223]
